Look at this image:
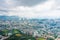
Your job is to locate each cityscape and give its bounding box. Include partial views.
[0,16,60,40]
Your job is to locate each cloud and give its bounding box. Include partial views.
[7,0,55,18]
[0,0,47,8]
[12,0,47,6]
[0,0,60,18]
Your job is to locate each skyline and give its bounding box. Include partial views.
[0,0,60,18]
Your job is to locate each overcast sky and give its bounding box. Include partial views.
[0,0,60,18]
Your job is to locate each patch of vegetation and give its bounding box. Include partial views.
[38,37,45,40]
[5,29,36,40]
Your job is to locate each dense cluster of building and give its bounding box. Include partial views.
[0,16,60,40]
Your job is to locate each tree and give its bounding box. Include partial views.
[47,37,54,40]
[2,29,9,36]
